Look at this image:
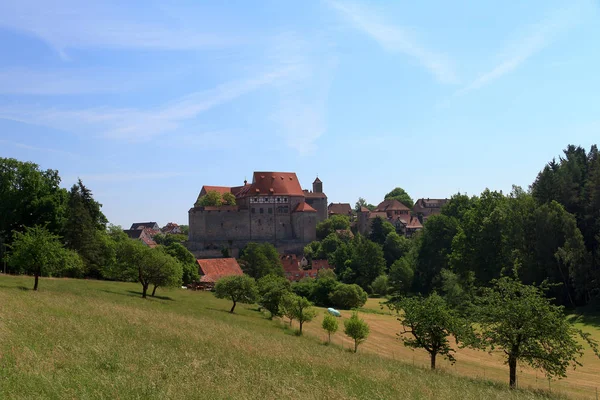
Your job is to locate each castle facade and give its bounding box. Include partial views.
[188,172,326,257]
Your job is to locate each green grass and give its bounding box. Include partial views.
[0,275,570,399]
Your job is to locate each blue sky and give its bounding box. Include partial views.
[1,0,599,228]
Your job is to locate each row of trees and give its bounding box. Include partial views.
[214,273,371,352]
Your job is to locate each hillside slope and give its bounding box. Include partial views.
[0,276,570,399]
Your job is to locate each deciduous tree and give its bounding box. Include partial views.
[239,242,284,279]
[344,312,370,353]
[322,313,339,344]
[390,293,472,369]
[475,277,599,388]
[8,226,83,290]
[281,292,316,335]
[384,187,414,208]
[329,283,367,309]
[214,275,258,313]
[257,274,291,319]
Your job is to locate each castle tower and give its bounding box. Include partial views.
[313,177,322,193]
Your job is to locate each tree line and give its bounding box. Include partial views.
[0,157,198,295]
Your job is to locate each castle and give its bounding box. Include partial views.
[188,172,327,257]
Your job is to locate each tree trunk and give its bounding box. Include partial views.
[299,321,303,335]
[509,355,517,389]
[33,274,39,291]
[328,332,331,344]
[151,285,157,297]
[354,340,358,353]
[230,301,236,313]
[142,283,148,298]
[430,352,437,370]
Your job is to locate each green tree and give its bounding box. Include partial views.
[355,197,375,212]
[475,277,599,388]
[214,275,258,313]
[383,231,411,267]
[391,293,471,370]
[0,158,67,248]
[239,242,284,279]
[384,187,414,208]
[389,257,414,295]
[115,240,182,298]
[63,179,109,278]
[197,190,223,207]
[291,279,315,300]
[344,312,370,353]
[317,268,336,280]
[322,313,339,344]
[163,242,199,285]
[329,283,367,309]
[348,236,386,290]
[369,217,395,245]
[257,274,291,319]
[316,215,350,240]
[312,276,340,306]
[222,192,237,206]
[371,275,388,296]
[8,226,83,290]
[282,293,316,335]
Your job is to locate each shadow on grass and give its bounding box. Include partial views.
[0,284,32,291]
[568,313,600,328]
[98,289,174,301]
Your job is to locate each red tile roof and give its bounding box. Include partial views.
[359,206,370,213]
[375,199,410,212]
[303,190,327,199]
[200,186,232,196]
[407,216,423,229]
[196,258,243,283]
[368,212,388,219]
[294,201,317,212]
[202,205,239,211]
[328,203,352,215]
[248,172,304,196]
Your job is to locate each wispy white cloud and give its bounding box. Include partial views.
[456,1,594,95]
[268,32,338,155]
[0,0,241,58]
[0,68,294,142]
[0,139,79,158]
[327,0,457,84]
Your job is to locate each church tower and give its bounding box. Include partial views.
[313,177,322,193]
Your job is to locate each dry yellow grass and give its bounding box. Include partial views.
[0,275,595,399]
[301,298,600,399]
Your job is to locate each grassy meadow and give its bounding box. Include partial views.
[1,275,598,399]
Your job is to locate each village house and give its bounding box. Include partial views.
[188,172,327,258]
[412,198,449,222]
[328,202,353,218]
[195,258,244,290]
[280,254,332,282]
[162,222,182,235]
[130,222,160,231]
[357,199,423,237]
[123,228,158,248]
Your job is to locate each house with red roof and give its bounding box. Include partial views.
[188,172,327,256]
[280,254,333,282]
[196,258,244,289]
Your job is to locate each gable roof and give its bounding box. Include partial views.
[375,199,410,212]
[196,258,243,283]
[247,172,304,196]
[313,177,322,184]
[303,190,327,199]
[200,186,232,196]
[368,211,388,219]
[130,222,158,230]
[294,201,317,212]
[328,203,352,215]
[407,216,423,229]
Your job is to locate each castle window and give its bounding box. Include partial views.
[283,197,288,202]
[276,197,281,202]
[260,208,264,214]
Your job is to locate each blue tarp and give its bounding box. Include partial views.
[327,308,341,317]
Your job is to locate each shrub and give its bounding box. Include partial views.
[329,284,367,309]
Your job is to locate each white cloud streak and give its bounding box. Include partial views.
[0,68,295,142]
[456,1,594,95]
[0,0,241,57]
[328,0,457,84]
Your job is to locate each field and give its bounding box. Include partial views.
[0,276,598,399]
